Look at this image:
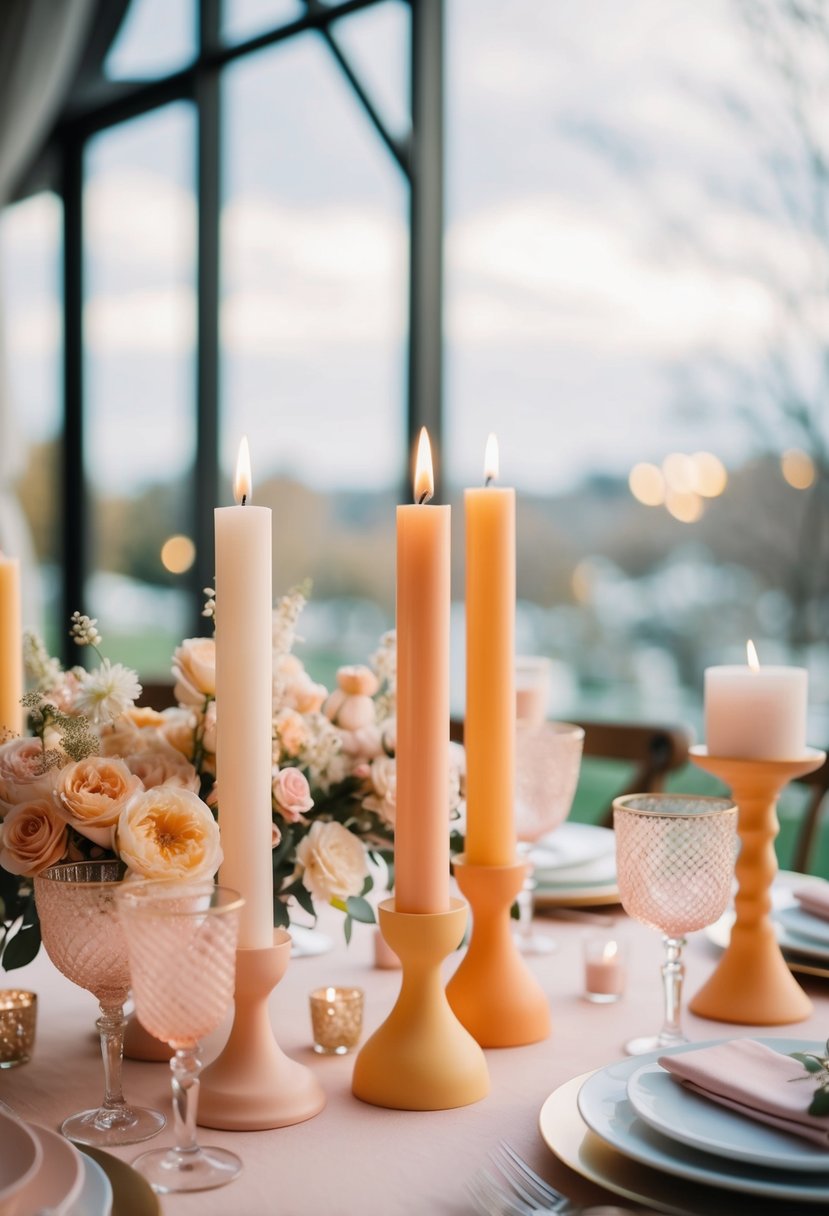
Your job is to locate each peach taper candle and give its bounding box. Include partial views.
[0,553,22,738]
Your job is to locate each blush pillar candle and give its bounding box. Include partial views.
[704,641,808,760]
[215,438,275,949]
[464,434,516,867]
[0,553,22,738]
[394,428,451,914]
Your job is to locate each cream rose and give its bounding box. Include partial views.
[54,756,142,847]
[0,738,57,817]
[172,638,216,707]
[0,798,67,875]
[125,749,200,793]
[295,820,368,902]
[158,707,197,759]
[200,701,217,755]
[272,767,314,822]
[117,787,222,881]
[290,678,328,716]
[98,707,165,758]
[274,708,307,758]
[361,755,397,826]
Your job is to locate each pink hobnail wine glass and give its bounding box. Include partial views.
[33,860,166,1146]
[116,880,243,1193]
[613,794,738,1055]
[514,721,584,954]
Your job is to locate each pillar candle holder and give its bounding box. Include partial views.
[689,745,825,1025]
[351,898,489,1110]
[446,856,551,1046]
[198,929,326,1130]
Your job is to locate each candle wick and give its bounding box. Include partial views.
[241,494,247,506]
[416,489,433,505]
[484,474,494,487]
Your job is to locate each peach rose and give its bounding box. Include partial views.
[339,725,383,760]
[98,708,165,758]
[272,767,314,822]
[117,787,222,881]
[361,755,396,826]
[274,708,307,758]
[295,820,368,902]
[158,707,197,758]
[0,738,57,817]
[0,798,67,875]
[336,666,379,697]
[125,750,200,793]
[291,679,328,715]
[172,638,216,707]
[200,701,217,755]
[54,756,142,847]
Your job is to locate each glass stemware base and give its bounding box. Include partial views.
[514,844,557,955]
[63,1104,166,1147]
[133,1143,242,1193]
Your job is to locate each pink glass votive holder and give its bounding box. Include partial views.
[309,987,364,1055]
[0,990,37,1067]
[583,938,626,1004]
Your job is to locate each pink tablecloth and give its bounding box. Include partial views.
[2,907,829,1216]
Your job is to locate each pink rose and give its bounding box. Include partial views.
[0,738,56,817]
[0,798,67,875]
[272,767,314,822]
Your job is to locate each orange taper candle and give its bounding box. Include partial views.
[464,434,517,866]
[0,553,22,738]
[394,428,451,913]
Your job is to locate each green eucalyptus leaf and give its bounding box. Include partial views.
[272,899,290,930]
[808,1087,829,1117]
[791,1053,825,1073]
[290,882,316,920]
[346,896,375,925]
[344,915,353,945]
[2,923,41,970]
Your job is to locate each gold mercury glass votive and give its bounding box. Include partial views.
[0,990,37,1068]
[309,987,364,1055]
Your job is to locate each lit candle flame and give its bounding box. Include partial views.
[484,433,499,486]
[602,941,618,963]
[414,427,434,504]
[234,437,252,505]
[746,639,760,672]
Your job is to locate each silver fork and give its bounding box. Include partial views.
[494,1142,569,1210]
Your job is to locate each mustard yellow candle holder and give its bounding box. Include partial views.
[446,856,551,1047]
[351,898,489,1110]
[689,745,825,1026]
[198,929,326,1130]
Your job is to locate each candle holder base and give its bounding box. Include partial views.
[198,930,326,1130]
[352,899,489,1110]
[446,856,551,1046]
[689,746,825,1025]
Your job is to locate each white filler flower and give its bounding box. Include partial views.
[75,659,142,724]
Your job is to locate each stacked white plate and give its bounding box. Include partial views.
[539,1038,829,1215]
[0,1110,112,1216]
[707,873,829,974]
[530,822,619,907]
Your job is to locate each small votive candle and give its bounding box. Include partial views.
[583,939,626,1004]
[309,986,364,1055]
[0,990,36,1068]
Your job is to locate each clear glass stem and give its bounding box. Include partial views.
[170,1046,203,1158]
[97,1003,127,1114]
[517,870,536,944]
[658,935,687,1048]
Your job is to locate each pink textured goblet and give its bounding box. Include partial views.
[613,794,738,1055]
[514,721,584,954]
[116,881,243,1193]
[34,861,166,1145]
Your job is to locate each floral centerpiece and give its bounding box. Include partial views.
[0,587,465,970]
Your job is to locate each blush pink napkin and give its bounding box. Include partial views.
[659,1039,829,1146]
[794,884,829,922]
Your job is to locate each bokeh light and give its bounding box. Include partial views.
[665,489,703,523]
[690,451,727,498]
[629,462,665,506]
[160,534,196,574]
[781,449,816,490]
[662,452,695,493]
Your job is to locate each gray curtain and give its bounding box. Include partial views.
[0,0,98,629]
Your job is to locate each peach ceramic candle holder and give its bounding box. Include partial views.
[351,899,489,1110]
[445,857,551,1046]
[198,929,325,1130]
[689,745,825,1025]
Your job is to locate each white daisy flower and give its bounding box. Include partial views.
[75,660,142,724]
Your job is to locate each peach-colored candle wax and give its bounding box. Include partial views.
[0,553,22,738]
[394,429,451,914]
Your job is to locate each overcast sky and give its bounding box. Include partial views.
[1,0,819,495]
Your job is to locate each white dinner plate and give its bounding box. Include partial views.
[576,1039,829,1203]
[533,880,621,908]
[70,1152,113,1216]
[777,905,829,948]
[627,1058,829,1172]
[530,822,615,873]
[18,1122,86,1215]
[540,1073,813,1216]
[534,852,616,888]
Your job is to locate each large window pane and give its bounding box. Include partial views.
[446,0,829,736]
[0,193,63,649]
[223,0,303,44]
[105,0,196,80]
[221,30,406,678]
[84,103,197,675]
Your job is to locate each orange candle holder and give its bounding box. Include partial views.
[689,745,825,1025]
[198,929,326,1130]
[352,898,489,1110]
[446,856,551,1046]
